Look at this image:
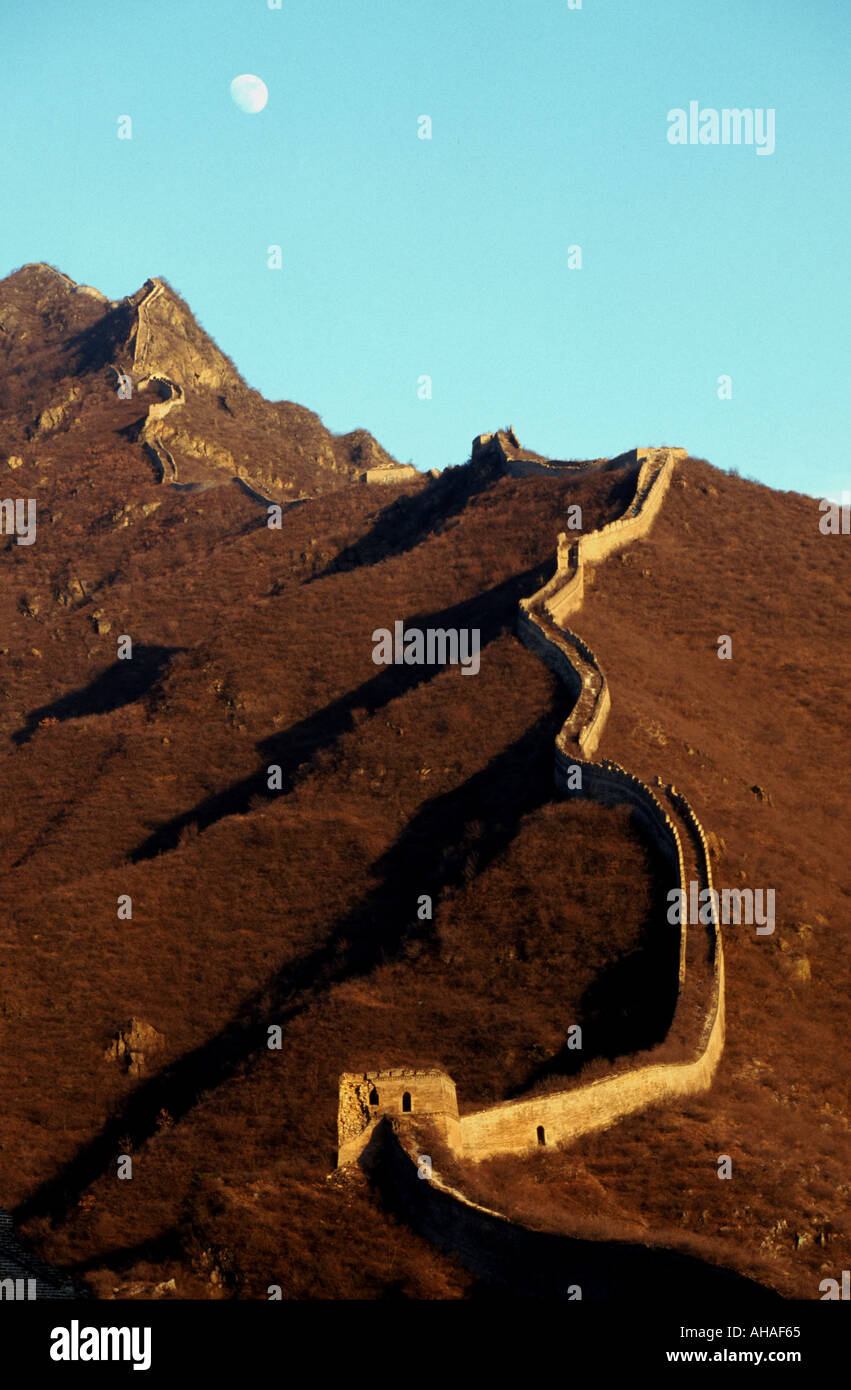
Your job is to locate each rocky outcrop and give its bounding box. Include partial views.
[0,263,400,498]
[130,279,241,396]
[104,1018,165,1079]
[27,385,82,440]
[21,264,76,292]
[342,428,400,477]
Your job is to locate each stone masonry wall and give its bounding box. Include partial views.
[363,464,418,485]
[579,449,685,564]
[339,438,726,1173]
[517,604,609,755]
[458,971,724,1157]
[471,430,609,477]
[337,1068,460,1166]
[519,449,684,759]
[132,279,165,378]
[556,756,685,875]
[450,442,724,1160]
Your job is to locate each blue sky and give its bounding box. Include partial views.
[0,0,847,496]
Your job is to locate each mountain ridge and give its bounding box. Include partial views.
[0,262,399,500]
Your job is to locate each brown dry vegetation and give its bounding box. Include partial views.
[0,268,848,1300]
[450,463,850,1299]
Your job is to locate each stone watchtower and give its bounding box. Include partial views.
[336,1068,461,1166]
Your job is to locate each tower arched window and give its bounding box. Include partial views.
[402,1091,412,1113]
[368,1088,379,1106]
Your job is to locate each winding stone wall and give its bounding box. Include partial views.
[132,279,166,378]
[557,756,685,873]
[369,1113,774,1302]
[338,436,725,1173]
[128,293,276,504]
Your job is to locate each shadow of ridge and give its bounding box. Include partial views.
[507,834,681,1098]
[14,696,567,1230]
[314,456,496,579]
[366,1126,780,1302]
[319,454,644,583]
[60,1227,182,1278]
[12,644,182,746]
[131,563,548,861]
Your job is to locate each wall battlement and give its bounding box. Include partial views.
[337,1068,459,1166]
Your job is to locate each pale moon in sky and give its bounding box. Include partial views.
[230,75,269,114]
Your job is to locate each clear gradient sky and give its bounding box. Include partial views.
[0,0,847,496]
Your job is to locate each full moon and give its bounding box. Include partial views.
[230,74,268,114]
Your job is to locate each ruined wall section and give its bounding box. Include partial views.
[337,1068,460,1167]
[130,287,272,500]
[133,371,185,484]
[363,464,418,484]
[141,375,184,423]
[519,448,683,758]
[471,429,608,477]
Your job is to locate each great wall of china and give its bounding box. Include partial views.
[337,436,727,1265]
[2,273,736,1293]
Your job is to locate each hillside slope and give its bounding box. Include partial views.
[0,272,847,1300]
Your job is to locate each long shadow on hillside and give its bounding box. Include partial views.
[319,461,645,583]
[315,457,497,578]
[131,565,547,861]
[15,696,578,1228]
[507,838,680,1096]
[12,644,181,746]
[63,300,136,376]
[62,1229,183,1279]
[368,1126,779,1302]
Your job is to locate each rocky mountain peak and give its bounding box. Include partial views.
[0,262,401,499]
[120,276,245,397]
